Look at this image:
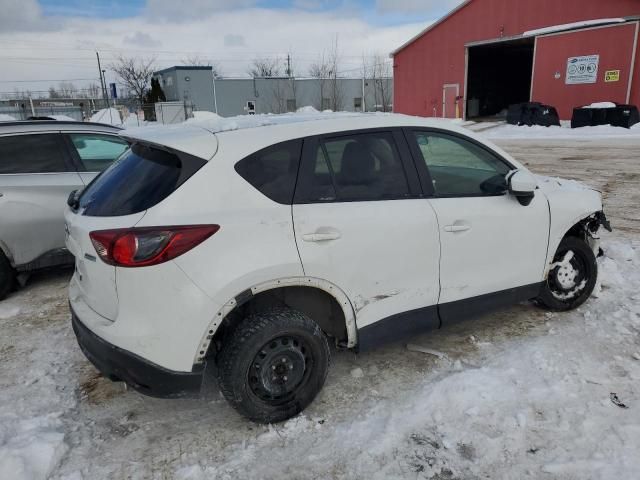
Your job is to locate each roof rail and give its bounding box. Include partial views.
[0,120,122,129]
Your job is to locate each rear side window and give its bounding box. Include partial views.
[78,143,205,217]
[0,134,69,174]
[296,132,410,203]
[234,140,302,204]
[69,134,129,172]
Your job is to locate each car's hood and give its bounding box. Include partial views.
[535,175,599,194]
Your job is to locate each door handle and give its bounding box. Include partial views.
[444,225,471,233]
[302,231,341,242]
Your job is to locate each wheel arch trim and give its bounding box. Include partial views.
[193,277,357,365]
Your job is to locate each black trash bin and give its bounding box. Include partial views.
[571,103,639,129]
[507,102,560,127]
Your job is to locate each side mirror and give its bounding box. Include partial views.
[508,170,537,206]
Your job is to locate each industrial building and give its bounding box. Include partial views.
[391,0,640,120]
[153,66,393,117]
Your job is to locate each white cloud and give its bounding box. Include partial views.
[224,34,246,47]
[0,0,63,32]
[375,0,465,14]
[0,6,428,93]
[144,0,257,21]
[123,32,162,48]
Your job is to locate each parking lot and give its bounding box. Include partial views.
[1,134,639,480]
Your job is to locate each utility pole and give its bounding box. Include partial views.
[95,51,109,108]
[286,54,292,78]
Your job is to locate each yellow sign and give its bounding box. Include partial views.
[605,70,620,82]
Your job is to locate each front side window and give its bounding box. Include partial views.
[69,134,129,172]
[297,132,410,203]
[235,140,303,204]
[412,131,511,196]
[0,134,69,174]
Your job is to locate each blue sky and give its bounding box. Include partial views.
[37,0,452,26]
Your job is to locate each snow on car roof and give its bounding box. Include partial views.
[120,110,464,160]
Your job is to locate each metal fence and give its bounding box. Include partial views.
[0,105,83,121]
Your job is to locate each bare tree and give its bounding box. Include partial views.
[57,82,77,98]
[86,83,101,99]
[308,53,331,110]
[110,56,156,106]
[309,38,343,111]
[181,55,222,78]
[363,53,393,112]
[248,57,281,78]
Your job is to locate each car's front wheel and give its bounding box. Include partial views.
[0,251,15,301]
[536,236,598,311]
[217,307,330,423]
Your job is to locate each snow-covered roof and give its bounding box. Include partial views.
[523,18,626,37]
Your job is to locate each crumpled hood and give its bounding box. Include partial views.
[535,175,599,194]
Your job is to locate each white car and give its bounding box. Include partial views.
[65,113,610,423]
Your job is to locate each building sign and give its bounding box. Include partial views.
[566,55,599,85]
[605,70,620,83]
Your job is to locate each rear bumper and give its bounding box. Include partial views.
[71,306,204,399]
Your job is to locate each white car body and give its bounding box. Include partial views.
[65,113,606,399]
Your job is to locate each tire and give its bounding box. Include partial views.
[0,251,15,301]
[536,236,597,311]
[217,307,330,423]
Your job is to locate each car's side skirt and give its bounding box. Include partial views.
[357,282,544,352]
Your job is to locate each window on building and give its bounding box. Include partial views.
[286,99,297,112]
[353,97,362,111]
[321,98,331,111]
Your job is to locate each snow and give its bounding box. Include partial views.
[0,113,16,121]
[584,102,617,109]
[296,105,319,113]
[49,115,76,121]
[1,137,640,478]
[187,111,222,122]
[480,123,640,140]
[523,18,625,37]
[89,108,122,126]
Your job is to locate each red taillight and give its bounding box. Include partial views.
[89,225,219,267]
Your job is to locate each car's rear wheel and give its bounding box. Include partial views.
[0,251,15,301]
[217,307,330,423]
[536,236,597,311]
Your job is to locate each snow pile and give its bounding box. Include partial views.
[524,18,625,37]
[186,111,222,122]
[583,102,617,109]
[296,105,319,114]
[0,302,21,319]
[482,123,640,139]
[0,414,67,480]
[89,108,122,126]
[0,113,16,121]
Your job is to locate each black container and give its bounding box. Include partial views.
[571,104,639,129]
[507,102,560,127]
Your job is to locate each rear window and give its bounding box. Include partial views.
[78,143,205,217]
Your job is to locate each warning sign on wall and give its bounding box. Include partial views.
[566,55,599,85]
[605,70,620,83]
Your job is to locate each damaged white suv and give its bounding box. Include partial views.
[65,114,610,423]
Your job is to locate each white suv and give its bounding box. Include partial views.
[65,113,610,423]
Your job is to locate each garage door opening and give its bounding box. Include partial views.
[466,38,535,120]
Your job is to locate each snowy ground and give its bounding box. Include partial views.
[1,135,639,479]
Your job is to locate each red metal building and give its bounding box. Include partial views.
[391,0,640,120]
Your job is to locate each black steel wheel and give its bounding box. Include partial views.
[0,251,15,301]
[217,307,330,423]
[536,236,597,311]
